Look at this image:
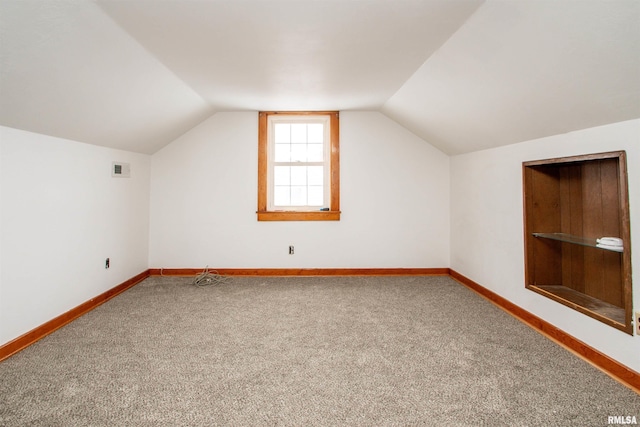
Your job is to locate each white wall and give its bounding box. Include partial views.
[0,126,150,346]
[149,111,450,269]
[450,119,640,371]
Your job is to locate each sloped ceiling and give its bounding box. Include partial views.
[1,0,638,155]
[382,0,640,154]
[0,0,214,154]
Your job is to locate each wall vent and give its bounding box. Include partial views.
[112,162,131,178]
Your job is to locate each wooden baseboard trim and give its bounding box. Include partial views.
[0,269,150,363]
[148,267,450,276]
[449,269,640,393]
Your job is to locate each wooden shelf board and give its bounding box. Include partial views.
[532,233,624,252]
[529,284,625,326]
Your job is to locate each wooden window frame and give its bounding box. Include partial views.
[257,111,340,221]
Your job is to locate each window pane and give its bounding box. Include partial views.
[308,186,324,206]
[308,123,323,143]
[308,166,323,185]
[307,143,323,162]
[291,144,307,162]
[291,186,307,205]
[274,186,291,206]
[291,166,307,185]
[274,166,290,185]
[274,124,290,143]
[274,144,291,162]
[291,124,307,143]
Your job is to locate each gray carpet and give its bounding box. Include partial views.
[1,275,638,426]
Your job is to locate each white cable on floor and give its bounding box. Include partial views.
[193,266,231,287]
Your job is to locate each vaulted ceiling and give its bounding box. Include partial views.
[1,0,639,155]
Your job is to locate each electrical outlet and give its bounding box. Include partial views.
[636,311,640,335]
[289,245,294,255]
[105,258,110,269]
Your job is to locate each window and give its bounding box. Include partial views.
[257,111,340,221]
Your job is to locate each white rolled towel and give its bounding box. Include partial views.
[596,237,623,247]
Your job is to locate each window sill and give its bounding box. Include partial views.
[257,211,341,221]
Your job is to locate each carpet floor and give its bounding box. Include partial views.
[0,275,638,426]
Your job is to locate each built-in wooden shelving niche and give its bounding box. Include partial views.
[523,151,633,334]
